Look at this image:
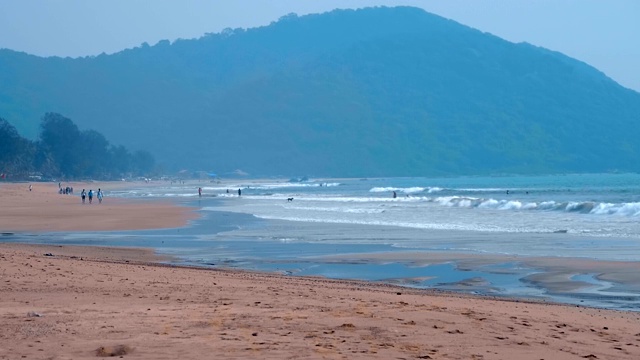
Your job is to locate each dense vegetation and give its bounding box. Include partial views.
[0,113,155,180]
[1,6,640,177]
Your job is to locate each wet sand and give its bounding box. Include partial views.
[2,243,640,359]
[324,251,640,295]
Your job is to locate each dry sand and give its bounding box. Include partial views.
[2,243,640,360]
[2,182,640,359]
[0,182,196,232]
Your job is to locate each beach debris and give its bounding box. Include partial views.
[27,311,43,317]
[581,355,598,359]
[338,323,355,329]
[44,253,54,257]
[95,345,132,357]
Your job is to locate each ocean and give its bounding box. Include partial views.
[8,173,640,310]
[114,173,640,253]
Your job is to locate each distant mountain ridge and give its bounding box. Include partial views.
[2,6,639,177]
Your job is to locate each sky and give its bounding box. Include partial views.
[1,0,638,92]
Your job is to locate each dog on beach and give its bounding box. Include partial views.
[287,197,294,202]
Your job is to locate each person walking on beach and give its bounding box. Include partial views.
[88,189,93,204]
[81,189,86,204]
[198,187,202,197]
[97,188,103,204]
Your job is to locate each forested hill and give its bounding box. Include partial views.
[2,6,640,177]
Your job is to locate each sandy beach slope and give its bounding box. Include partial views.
[0,182,196,232]
[1,243,640,360]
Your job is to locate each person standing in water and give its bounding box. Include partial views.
[238,188,241,196]
[198,187,202,197]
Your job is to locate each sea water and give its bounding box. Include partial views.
[113,173,640,245]
[9,173,640,310]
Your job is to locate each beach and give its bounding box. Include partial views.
[0,182,197,232]
[2,181,640,359]
[2,243,640,360]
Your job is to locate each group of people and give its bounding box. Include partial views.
[59,185,74,195]
[80,188,103,204]
[224,188,241,196]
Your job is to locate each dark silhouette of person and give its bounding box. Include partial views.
[238,188,241,196]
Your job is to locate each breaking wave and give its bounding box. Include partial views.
[434,196,640,216]
[369,186,442,194]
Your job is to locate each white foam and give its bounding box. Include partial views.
[590,202,640,216]
[246,195,429,203]
[369,186,440,194]
[245,182,340,190]
[284,205,386,214]
[251,214,538,233]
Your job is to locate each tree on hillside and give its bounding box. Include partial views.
[0,118,35,176]
[38,112,82,177]
[109,145,131,177]
[77,130,110,178]
[32,113,157,179]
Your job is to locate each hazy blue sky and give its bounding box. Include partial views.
[1,0,638,91]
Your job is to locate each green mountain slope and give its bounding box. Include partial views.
[2,6,639,176]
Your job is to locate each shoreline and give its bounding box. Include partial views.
[2,242,640,359]
[4,179,639,312]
